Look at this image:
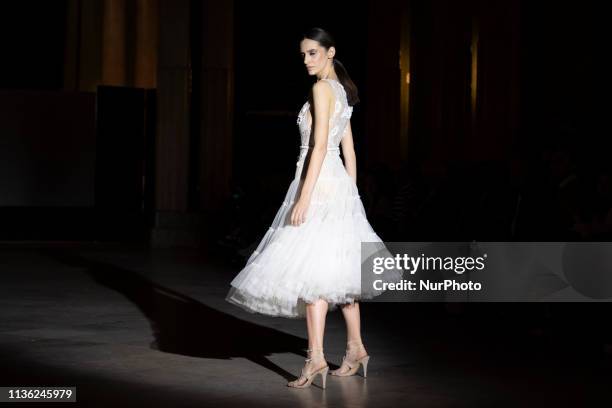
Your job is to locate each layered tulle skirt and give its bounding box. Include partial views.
[226,149,402,318]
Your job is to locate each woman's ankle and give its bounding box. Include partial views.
[306,347,325,359]
[347,339,364,348]
[346,340,366,357]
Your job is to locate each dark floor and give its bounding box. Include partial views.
[1,244,611,407]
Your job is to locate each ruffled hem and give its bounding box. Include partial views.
[226,154,402,318]
[226,286,386,319]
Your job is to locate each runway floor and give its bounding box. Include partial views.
[1,245,610,407]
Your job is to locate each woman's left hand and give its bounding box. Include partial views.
[290,197,311,226]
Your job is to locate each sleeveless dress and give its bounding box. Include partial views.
[225,78,402,318]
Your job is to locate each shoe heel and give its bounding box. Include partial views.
[320,367,329,389]
[361,356,370,377]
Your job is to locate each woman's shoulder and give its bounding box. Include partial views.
[311,80,335,98]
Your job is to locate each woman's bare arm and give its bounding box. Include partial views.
[340,121,357,183]
[298,80,333,201]
[290,80,333,226]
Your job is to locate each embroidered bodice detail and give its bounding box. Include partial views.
[296,79,353,150]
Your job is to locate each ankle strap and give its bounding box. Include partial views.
[305,348,324,362]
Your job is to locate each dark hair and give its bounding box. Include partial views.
[302,27,359,106]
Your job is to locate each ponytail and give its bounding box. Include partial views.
[333,59,360,106]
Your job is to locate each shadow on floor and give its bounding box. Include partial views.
[42,249,333,382]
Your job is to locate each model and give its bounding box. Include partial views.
[226,27,402,389]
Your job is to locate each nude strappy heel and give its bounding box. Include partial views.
[287,348,329,389]
[329,340,370,377]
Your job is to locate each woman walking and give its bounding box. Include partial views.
[226,27,400,389]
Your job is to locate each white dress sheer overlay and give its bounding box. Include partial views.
[225,79,402,318]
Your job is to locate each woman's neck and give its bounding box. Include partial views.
[317,65,337,81]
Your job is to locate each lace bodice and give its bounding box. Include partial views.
[296,78,353,149]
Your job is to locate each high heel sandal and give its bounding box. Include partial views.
[329,340,370,377]
[287,348,329,389]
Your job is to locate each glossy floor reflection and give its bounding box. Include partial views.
[1,245,611,407]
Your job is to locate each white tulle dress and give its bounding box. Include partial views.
[226,78,402,318]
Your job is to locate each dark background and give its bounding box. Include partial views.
[0,0,608,246]
[0,1,611,404]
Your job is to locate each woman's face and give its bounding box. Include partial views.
[300,38,334,76]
